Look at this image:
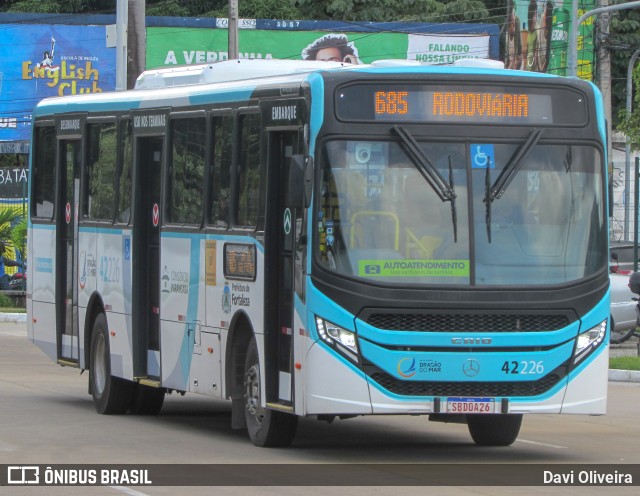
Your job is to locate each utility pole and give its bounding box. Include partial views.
[597,0,612,178]
[229,0,239,60]
[115,0,127,91]
[127,0,146,89]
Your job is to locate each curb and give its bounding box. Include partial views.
[608,369,640,382]
[0,313,27,323]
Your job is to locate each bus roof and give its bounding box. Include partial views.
[32,58,579,118]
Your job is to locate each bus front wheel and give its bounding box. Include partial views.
[244,337,298,447]
[467,414,523,446]
[89,313,133,414]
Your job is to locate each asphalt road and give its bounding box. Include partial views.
[1,321,639,495]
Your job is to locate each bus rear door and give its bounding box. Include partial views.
[131,110,168,383]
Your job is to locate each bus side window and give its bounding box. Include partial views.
[236,113,262,229]
[85,122,117,221]
[167,117,206,226]
[208,115,233,229]
[116,119,133,224]
[32,126,56,220]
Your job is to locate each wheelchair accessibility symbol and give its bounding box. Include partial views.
[471,144,495,169]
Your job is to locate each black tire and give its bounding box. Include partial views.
[609,319,638,344]
[244,337,297,447]
[89,313,134,414]
[129,383,165,415]
[467,414,523,447]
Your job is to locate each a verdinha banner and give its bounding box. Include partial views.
[504,0,596,79]
[146,26,492,69]
[0,23,116,143]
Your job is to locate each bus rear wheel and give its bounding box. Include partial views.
[467,414,523,446]
[244,337,297,447]
[89,313,133,414]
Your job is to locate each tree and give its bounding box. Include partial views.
[1,0,115,13]
[618,64,640,150]
[1,0,501,23]
[294,0,493,23]
[0,208,26,265]
[608,8,640,128]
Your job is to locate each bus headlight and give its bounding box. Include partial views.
[315,316,359,362]
[573,319,607,365]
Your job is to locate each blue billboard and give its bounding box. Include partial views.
[0,23,116,143]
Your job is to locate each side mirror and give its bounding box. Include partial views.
[286,154,313,208]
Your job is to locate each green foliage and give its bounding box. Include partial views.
[619,78,640,151]
[0,293,15,308]
[609,355,640,371]
[10,216,27,260]
[294,0,491,23]
[238,0,300,19]
[609,9,640,128]
[146,0,193,17]
[0,208,26,261]
[1,0,501,23]
[0,153,27,169]
[1,0,114,14]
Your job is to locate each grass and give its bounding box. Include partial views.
[0,307,25,313]
[609,356,640,371]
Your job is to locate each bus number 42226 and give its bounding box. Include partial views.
[501,360,544,375]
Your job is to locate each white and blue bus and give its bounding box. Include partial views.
[27,59,609,447]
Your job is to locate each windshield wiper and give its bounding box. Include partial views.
[392,125,458,242]
[564,145,573,172]
[486,128,543,203]
[483,128,543,243]
[448,156,458,242]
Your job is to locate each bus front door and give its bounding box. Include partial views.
[264,130,303,409]
[132,136,163,381]
[56,139,81,365]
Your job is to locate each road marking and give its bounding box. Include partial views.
[517,438,568,449]
[109,487,151,496]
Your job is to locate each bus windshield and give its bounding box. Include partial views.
[317,139,605,286]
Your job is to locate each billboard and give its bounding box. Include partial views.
[0,23,116,143]
[146,19,498,69]
[505,0,596,78]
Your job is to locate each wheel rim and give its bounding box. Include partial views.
[245,364,264,425]
[93,333,107,395]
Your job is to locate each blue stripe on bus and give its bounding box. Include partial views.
[189,88,255,106]
[178,236,201,384]
[307,72,325,155]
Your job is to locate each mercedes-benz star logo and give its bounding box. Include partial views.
[462,358,480,377]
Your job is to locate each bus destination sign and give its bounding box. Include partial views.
[375,90,531,120]
[336,83,588,126]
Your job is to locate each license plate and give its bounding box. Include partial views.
[446,397,496,414]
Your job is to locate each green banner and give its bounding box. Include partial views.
[358,260,470,278]
[146,28,493,70]
[146,28,409,68]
